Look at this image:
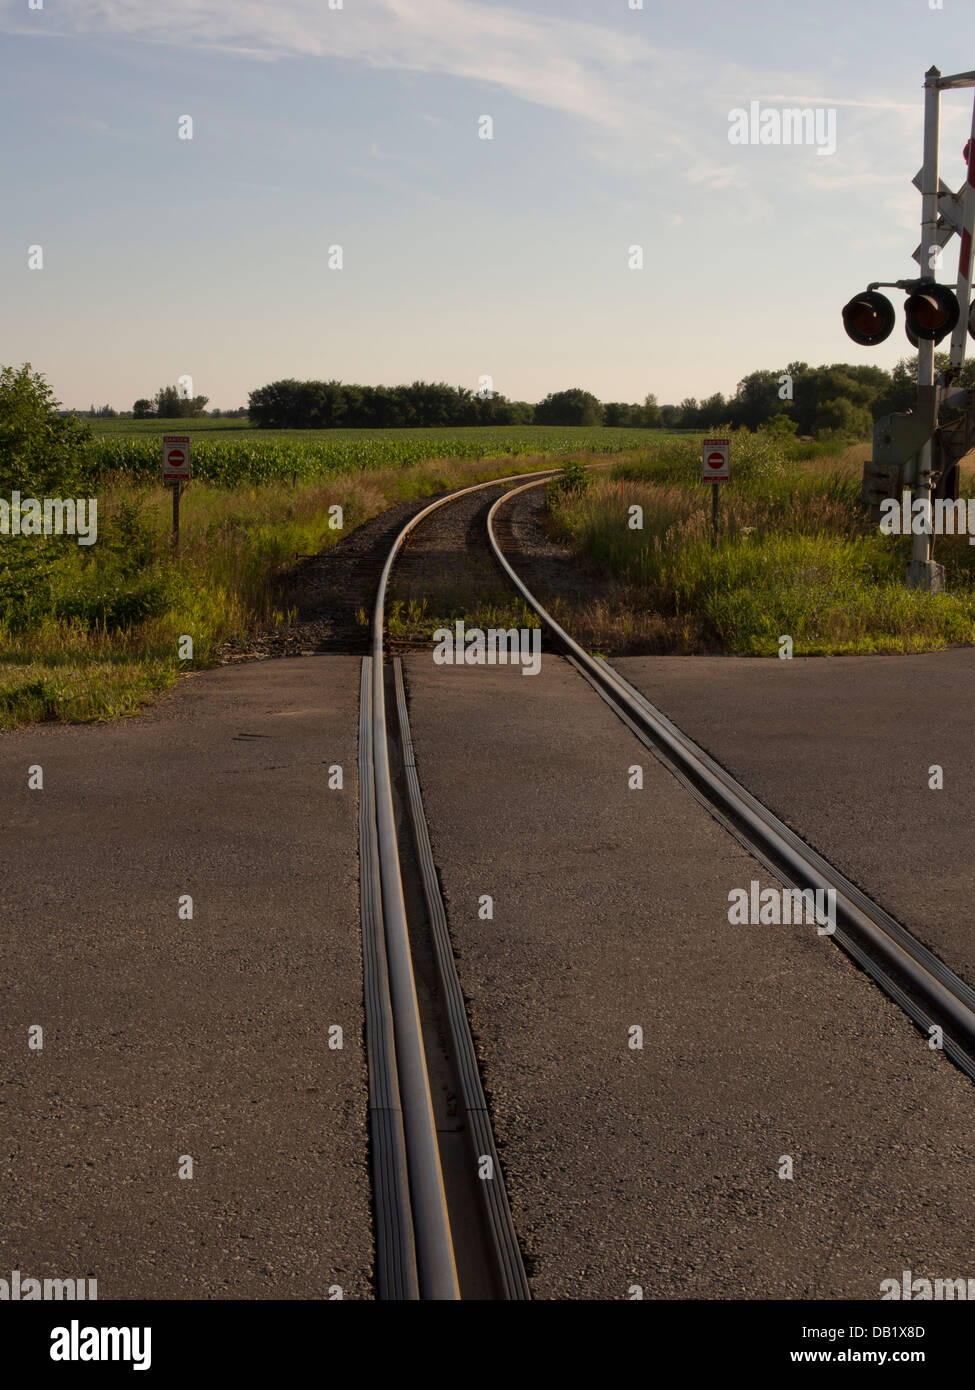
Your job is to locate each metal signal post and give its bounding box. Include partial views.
[842,65,975,591]
[911,69,943,589]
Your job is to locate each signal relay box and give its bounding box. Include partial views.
[862,413,930,521]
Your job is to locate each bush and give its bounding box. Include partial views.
[546,460,593,503]
[759,413,798,438]
[0,364,93,494]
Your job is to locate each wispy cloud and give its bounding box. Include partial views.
[2,0,671,126]
[0,0,742,173]
[685,164,745,190]
[0,0,939,209]
[763,94,919,111]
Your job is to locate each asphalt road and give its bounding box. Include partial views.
[402,652,975,1300]
[0,657,372,1299]
[615,651,975,992]
[6,641,975,1302]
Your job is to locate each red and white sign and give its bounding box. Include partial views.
[702,437,730,483]
[162,435,191,482]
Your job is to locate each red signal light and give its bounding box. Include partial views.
[904,284,959,343]
[842,290,896,346]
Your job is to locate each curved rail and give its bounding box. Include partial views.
[486,477,975,1083]
[365,468,554,1299]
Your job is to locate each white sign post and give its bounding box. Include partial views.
[162,435,191,553]
[702,437,730,545]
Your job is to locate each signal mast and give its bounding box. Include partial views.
[842,66,975,590]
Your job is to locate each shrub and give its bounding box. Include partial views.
[0,364,93,494]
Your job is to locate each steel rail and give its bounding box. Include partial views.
[367,468,555,1299]
[486,477,975,1082]
[393,658,531,1300]
[357,658,418,1299]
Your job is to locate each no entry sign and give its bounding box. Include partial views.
[162,435,191,482]
[702,437,730,483]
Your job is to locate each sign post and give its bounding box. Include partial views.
[162,435,191,554]
[702,437,730,545]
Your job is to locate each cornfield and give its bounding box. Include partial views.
[79,426,668,486]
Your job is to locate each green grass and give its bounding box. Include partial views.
[546,438,975,655]
[7,424,906,731]
[1,450,577,729]
[384,595,541,644]
[84,418,693,442]
[78,416,253,434]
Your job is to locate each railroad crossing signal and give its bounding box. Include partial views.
[904,283,960,342]
[911,172,969,265]
[841,290,896,347]
[842,279,961,348]
[840,66,975,591]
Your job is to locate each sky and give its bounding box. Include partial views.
[1,0,975,412]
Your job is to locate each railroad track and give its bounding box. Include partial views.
[487,477,975,1082]
[361,467,975,1300]
[359,470,554,1301]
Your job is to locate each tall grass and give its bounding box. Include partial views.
[1,451,576,729]
[547,442,975,655]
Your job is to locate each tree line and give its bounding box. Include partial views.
[612,357,975,437]
[75,386,244,419]
[246,379,535,429]
[668,358,975,438]
[76,357,975,438]
[247,362,968,439]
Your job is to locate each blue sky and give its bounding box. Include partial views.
[2,0,974,411]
